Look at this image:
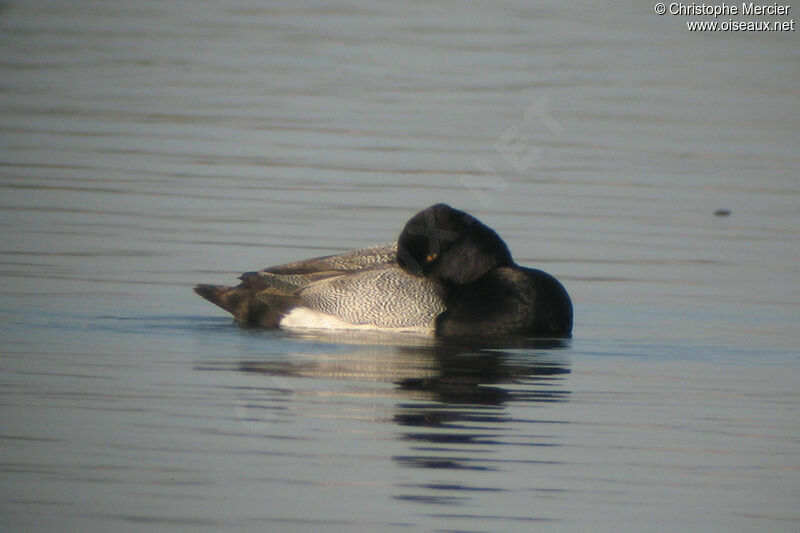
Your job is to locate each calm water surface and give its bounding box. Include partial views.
[1,1,798,532]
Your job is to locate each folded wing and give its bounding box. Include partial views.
[284,265,445,329]
[195,243,442,329]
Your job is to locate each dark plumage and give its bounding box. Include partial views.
[397,204,572,337]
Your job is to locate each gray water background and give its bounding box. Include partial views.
[1,1,798,531]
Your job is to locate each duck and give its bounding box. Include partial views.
[194,203,572,337]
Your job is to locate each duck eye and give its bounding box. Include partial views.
[426,253,437,263]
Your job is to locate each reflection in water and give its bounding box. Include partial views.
[203,334,571,506]
[389,340,569,507]
[226,333,570,397]
[394,339,570,405]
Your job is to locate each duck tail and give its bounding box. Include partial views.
[194,283,259,325]
[194,284,232,312]
[194,282,292,328]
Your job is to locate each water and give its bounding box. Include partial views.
[1,1,798,531]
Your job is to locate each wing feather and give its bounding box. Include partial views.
[262,243,397,275]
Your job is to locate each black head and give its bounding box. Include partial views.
[397,204,513,285]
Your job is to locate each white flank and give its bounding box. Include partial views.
[279,307,434,334]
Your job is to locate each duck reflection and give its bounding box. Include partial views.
[393,338,570,406]
[227,333,570,474]
[389,339,569,479]
[219,333,571,506]
[231,333,569,406]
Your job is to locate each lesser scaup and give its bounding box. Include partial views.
[194,203,572,337]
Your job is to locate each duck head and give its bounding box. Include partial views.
[397,203,513,285]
